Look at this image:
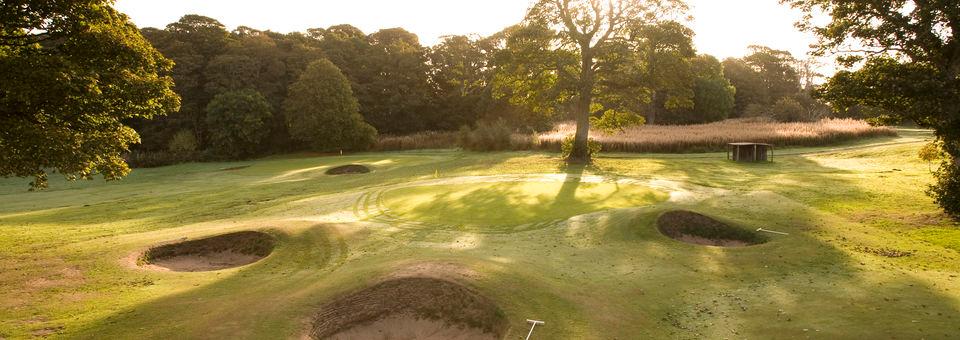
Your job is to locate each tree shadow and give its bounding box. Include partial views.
[9,149,960,339]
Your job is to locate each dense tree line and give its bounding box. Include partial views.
[132,13,834,164]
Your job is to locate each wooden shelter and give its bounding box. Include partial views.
[727,143,773,162]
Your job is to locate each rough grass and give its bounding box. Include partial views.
[1,129,958,339]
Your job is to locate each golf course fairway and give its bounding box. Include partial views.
[1,130,959,339]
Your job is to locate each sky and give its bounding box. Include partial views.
[114,0,825,71]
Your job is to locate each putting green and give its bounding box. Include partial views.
[380,180,668,227]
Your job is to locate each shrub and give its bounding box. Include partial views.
[929,155,960,219]
[167,129,198,154]
[126,151,187,168]
[204,89,273,159]
[458,120,514,151]
[771,97,805,122]
[560,135,602,159]
[374,131,461,151]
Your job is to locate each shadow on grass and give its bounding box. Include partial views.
[15,151,960,339]
[588,155,960,338]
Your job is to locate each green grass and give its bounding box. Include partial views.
[381,181,668,228]
[1,131,959,339]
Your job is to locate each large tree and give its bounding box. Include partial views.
[722,45,802,117]
[204,89,273,159]
[613,20,696,125]
[428,35,493,130]
[0,0,180,189]
[362,28,436,133]
[666,54,736,124]
[783,0,960,217]
[135,15,229,152]
[524,0,685,163]
[284,59,377,151]
[489,24,577,131]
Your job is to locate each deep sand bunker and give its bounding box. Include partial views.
[139,231,275,272]
[326,164,371,175]
[657,210,767,247]
[310,277,508,340]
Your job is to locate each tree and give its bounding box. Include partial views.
[362,28,436,133]
[783,0,960,217]
[429,35,492,130]
[284,59,377,151]
[0,0,180,189]
[666,55,735,124]
[743,45,800,101]
[204,90,273,159]
[722,57,765,117]
[623,20,696,125]
[135,15,229,152]
[722,46,802,117]
[524,0,686,163]
[489,23,576,131]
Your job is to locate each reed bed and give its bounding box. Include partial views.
[375,118,897,153]
[537,118,898,153]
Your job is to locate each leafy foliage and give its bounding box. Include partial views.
[0,0,180,189]
[518,0,687,163]
[560,136,602,159]
[590,110,646,133]
[204,90,273,159]
[721,46,802,118]
[664,55,736,124]
[283,59,377,152]
[167,129,199,154]
[458,120,515,151]
[784,0,960,217]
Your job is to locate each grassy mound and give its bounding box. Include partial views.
[381,181,668,228]
[325,164,371,175]
[138,231,275,272]
[310,277,508,339]
[657,210,767,247]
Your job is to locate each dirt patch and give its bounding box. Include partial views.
[657,210,766,247]
[326,164,371,175]
[138,231,275,272]
[310,277,508,339]
[856,246,914,258]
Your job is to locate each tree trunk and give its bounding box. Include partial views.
[568,47,594,164]
[647,91,662,125]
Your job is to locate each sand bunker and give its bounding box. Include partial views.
[138,231,275,272]
[326,164,371,175]
[657,210,766,247]
[310,277,508,340]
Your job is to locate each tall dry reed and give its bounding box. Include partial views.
[536,118,897,153]
[375,118,898,153]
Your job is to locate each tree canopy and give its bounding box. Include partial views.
[518,0,687,163]
[284,59,377,152]
[783,0,960,217]
[204,89,273,159]
[1,0,179,189]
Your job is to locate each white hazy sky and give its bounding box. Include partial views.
[115,0,823,69]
